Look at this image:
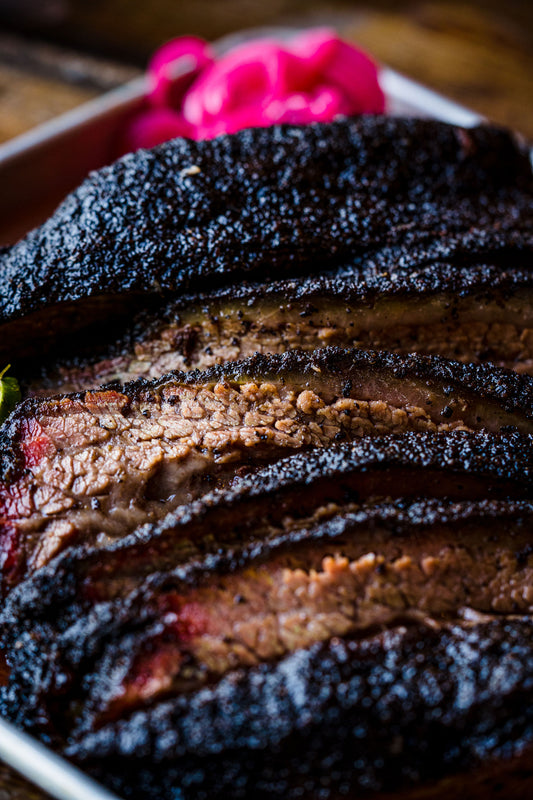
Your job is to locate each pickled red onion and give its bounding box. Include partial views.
[148,36,214,108]
[122,29,384,151]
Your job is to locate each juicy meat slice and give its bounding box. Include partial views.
[67,619,533,800]
[2,450,532,794]
[5,430,529,622]
[2,480,532,738]
[24,262,533,397]
[1,348,533,593]
[1,118,532,363]
[61,500,533,734]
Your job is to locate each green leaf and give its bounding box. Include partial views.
[0,365,21,424]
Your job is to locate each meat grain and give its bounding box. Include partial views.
[2,349,533,593]
[25,262,533,397]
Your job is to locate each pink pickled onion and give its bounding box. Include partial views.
[148,36,214,108]
[182,42,296,127]
[122,29,385,151]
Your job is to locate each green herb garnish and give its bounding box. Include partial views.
[0,365,21,424]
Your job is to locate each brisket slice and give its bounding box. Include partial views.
[4,431,530,624]
[67,619,533,800]
[53,501,533,736]
[1,118,532,363]
[2,488,532,739]
[23,261,533,398]
[1,348,533,593]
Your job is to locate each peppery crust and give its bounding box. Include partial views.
[64,619,533,799]
[3,497,533,748]
[0,117,532,361]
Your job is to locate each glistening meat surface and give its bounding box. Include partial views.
[24,261,533,397]
[1,348,533,593]
[4,498,533,746]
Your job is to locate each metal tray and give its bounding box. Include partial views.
[0,29,483,800]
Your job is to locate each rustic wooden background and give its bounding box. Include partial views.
[0,0,531,143]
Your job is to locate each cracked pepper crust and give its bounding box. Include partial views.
[1,117,532,363]
[47,620,533,799]
[1,117,533,800]
[4,432,531,628]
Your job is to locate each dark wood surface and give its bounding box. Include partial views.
[0,0,531,142]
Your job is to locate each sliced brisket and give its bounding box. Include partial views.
[23,261,533,398]
[1,348,533,593]
[1,438,532,744]
[3,494,533,793]
[0,116,532,800]
[4,431,530,621]
[1,118,532,365]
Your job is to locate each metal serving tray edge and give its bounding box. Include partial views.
[0,29,483,800]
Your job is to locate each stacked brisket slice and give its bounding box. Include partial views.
[2,432,533,798]
[22,261,533,397]
[0,116,533,800]
[0,116,532,389]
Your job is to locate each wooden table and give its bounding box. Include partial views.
[0,0,532,143]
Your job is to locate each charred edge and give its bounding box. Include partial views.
[130,347,533,422]
[114,347,533,414]
[0,118,532,335]
[174,260,533,310]
[0,414,26,484]
[6,496,533,624]
[65,619,533,800]
[17,260,533,393]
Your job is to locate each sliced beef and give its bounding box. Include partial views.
[5,431,530,624]
[2,464,532,740]
[1,118,532,364]
[0,116,532,800]
[2,440,532,798]
[23,261,533,397]
[69,619,533,800]
[53,501,533,735]
[1,348,533,593]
